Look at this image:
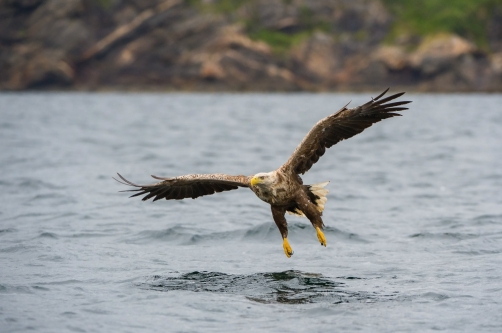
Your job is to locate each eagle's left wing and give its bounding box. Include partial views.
[281,89,411,175]
[114,173,251,201]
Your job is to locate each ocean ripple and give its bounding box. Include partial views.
[125,222,368,245]
[140,270,395,304]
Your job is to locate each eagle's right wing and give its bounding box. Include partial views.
[281,89,411,175]
[114,173,251,201]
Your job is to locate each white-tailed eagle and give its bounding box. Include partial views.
[115,89,411,257]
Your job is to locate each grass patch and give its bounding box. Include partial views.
[248,29,311,54]
[246,5,330,54]
[382,0,500,49]
[189,0,249,13]
[212,0,249,13]
[93,0,114,9]
[185,0,202,6]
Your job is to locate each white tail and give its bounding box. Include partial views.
[287,181,329,217]
[310,181,329,213]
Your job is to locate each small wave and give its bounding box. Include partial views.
[16,178,64,190]
[421,292,450,301]
[0,180,11,186]
[31,285,50,291]
[0,121,14,129]
[30,193,76,205]
[61,312,78,317]
[139,270,392,304]
[410,182,434,188]
[2,212,49,222]
[32,193,63,200]
[473,214,502,225]
[34,279,83,286]
[0,244,34,253]
[0,228,17,235]
[413,193,440,199]
[70,232,111,238]
[82,308,113,315]
[125,222,367,245]
[40,212,78,222]
[454,249,501,255]
[359,132,391,143]
[126,225,220,245]
[429,152,454,161]
[37,232,58,239]
[330,193,368,201]
[0,283,32,294]
[38,255,65,262]
[409,232,478,241]
[140,153,161,161]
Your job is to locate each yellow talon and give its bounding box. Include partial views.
[316,227,327,247]
[283,238,293,258]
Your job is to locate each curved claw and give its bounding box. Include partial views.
[283,238,293,258]
[316,227,327,247]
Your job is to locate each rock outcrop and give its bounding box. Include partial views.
[1,0,501,91]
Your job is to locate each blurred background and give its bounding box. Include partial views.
[1,0,502,92]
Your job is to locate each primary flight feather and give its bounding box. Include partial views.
[115,89,411,257]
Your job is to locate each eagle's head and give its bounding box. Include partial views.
[250,172,276,188]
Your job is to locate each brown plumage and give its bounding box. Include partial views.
[281,89,409,175]
[115,173,251,201]
[115,89,411,257]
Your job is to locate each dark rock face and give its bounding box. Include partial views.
[1,0,89,88]
[1,0,501,91]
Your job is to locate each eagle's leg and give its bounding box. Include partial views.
[316,227,327,247]
[271,205,293,258]
[297,193,327,247]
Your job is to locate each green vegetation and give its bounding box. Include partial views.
[187,0,249,14]
[247,24,330,55]
[382,0,500,49]
[186,0,500,51]
[208,0,248,13]
[93,0,113,9]
[248,29,310,54]
[185,0,202,6]
[185,1,330,54]
[245,5,330,54]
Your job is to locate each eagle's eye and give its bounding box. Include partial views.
[260,176,265,179]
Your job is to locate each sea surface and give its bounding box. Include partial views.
[0,92,501,332]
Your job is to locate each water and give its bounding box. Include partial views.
[0,92,501,332]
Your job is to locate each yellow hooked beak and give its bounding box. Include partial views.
[250,176,261,186]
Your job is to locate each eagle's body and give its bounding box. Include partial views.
[115,89,411,257]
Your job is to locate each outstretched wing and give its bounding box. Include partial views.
[282,89,411,175]
[114,173,251,201]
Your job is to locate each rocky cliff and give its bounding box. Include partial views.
[1,0,501,91]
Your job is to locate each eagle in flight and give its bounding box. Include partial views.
[115,89,411,257]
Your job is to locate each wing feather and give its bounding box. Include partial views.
[114,173,251,202]
[282,89,411,175]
